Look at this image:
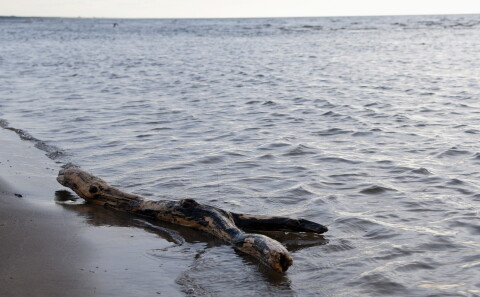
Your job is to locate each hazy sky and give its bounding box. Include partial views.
[2,0,480,18]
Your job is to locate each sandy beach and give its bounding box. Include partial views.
[0,128,188,297]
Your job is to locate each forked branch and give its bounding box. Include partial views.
[57,168,327,272]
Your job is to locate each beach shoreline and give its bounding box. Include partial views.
[0,127,99,296]
[0,128,187,297]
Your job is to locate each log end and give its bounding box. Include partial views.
[233,233,293,273]
[232,213,329,234]
[57,168,143,209]
[295,218,329,234]
[57,168,105,201]
[56,169,67,186]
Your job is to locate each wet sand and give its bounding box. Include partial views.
[0,128,187,297]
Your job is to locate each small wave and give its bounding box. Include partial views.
[156,179,187,189]
[395,261,436,272]
[328,173,367,181]
[283,144,316,156]
[262,100,276,106]
[224,152,245,157]
[197,156,224,164]
[355,273,408,295]
[258,154,275,160]
[320,239,355,253]
[352,131,373,137]
[73,116,90,122]
[205,132,235,142]
[417,237,463,251]
[448,21,480,28]
[230,161,260,169]
[437,147,471,158]
[258,142,291,151]
[446,178,465,186]
[417,20,443,27]
[360,185,397,195]
[334,217,381,233]
[280,166,308,174]
[447,219,480,235]
[98,140,123,148]
[268,142,291,148]
[364,228,399,240]
[322,110,341,117]
[411,168,431,175]
[313,128,351,136]
[136,134,153,138]
[401,201,443,213]
[316,156,360,164]
[238,176,277,185]
[372,246,422,261]
[151,127,173,131]
[386,166,414,174]
[286,186,314,197]
[302,25,323,30]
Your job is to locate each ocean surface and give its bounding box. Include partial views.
[1,15,480,296]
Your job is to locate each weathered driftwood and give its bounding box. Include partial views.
[57,168,328,272]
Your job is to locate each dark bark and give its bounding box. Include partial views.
[57,168,328,272]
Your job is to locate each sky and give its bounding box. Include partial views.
[1,0,480,19]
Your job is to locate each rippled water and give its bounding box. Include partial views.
[1,15,480,296]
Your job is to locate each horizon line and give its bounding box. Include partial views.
[1,12,479,20]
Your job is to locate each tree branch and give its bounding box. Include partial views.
[57,168,327,272]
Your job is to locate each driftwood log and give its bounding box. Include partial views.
[57,168,328,272]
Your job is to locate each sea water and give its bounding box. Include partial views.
[1,15,480,296]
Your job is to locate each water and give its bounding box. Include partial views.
[1,15,480,296]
